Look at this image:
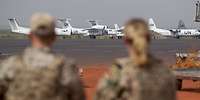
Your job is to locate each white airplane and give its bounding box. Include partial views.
[113,24,124,38]
[104,19,173,39]
[57,19,89,36]
[8,18,30,35]
[148,18,173,37]
[86,20,109,36]
[170,29,200,38]
[170,20,200,38]
[87,21,124,38]
[105,24,122,35]
[97,24,123,39]
[88,20,108,30]
[149,18,200,38]
[8,18,71,36]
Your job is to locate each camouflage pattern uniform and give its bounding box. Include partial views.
[95,56,176,100]
[0,47,85,100]
[0,13,85,100]
[95,18,176,100]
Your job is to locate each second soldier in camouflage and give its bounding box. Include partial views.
[95,18,176,100]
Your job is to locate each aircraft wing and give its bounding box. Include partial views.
[55,28,72,36]
[8,18,30,34]
[12,27,30,35]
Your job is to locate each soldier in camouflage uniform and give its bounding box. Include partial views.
[95,18,176,100]
[0,13,85,100]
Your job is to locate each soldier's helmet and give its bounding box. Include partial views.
[123,18,151,65]
[30,13,56,36]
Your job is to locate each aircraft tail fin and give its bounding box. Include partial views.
[58,18,72,28]
[114,24,120,30]
[88,20,98,26]
[8,18,20,31]
[148,18,157,29]
[178,20,186,29]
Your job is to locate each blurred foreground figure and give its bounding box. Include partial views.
[95,18,176,100]
[0,13,85,100]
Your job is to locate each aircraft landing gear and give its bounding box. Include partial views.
[117,36,123,39]
[62,36,66,39]
[176,36,180,39]
[89,35,96,39]
[176,79,182,90]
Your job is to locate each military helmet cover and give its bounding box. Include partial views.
[30,13,56,36]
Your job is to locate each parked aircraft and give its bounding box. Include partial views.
[170,29,200,38]
[86,20,108,37]
[8,18,30,35]
[84,20,124,38]
[112,19,174,38]
[149,18,200,38]
[148,18,173,37]
[57,18,89,36]
[170,20,200,38]
[8,18,71,35]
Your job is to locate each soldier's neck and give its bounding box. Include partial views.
[32,42,50,49]
[129,52,151,67]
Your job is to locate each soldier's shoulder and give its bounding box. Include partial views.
[1,55,21,67]
[151,56,175,77]
[55,54,75,63]
[0,55,21,77]
[54,54,76,70]
[151,57,168,69]
[114,57,131,69]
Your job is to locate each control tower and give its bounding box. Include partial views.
[195,1,200,22]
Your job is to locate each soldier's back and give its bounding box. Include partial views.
[95,56,176,100]
[0,47,83,100]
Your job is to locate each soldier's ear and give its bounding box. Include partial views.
[124,37,133,46]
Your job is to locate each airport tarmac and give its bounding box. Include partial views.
[0,39,200,66]
[0,39,200,100]
[82,66,200,100]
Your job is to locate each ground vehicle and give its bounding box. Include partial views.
[173,68,200,90]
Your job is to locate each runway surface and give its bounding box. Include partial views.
[0,39,200,66]
[0,39,200,100]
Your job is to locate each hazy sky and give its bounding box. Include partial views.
[0,0,199,29]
